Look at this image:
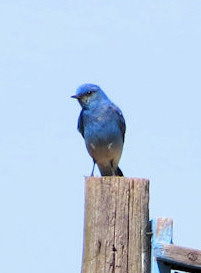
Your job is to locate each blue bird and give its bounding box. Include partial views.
[71,83,126,176]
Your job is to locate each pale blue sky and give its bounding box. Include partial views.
[0,1,201,272]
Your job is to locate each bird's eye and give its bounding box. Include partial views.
[87,91,92,95]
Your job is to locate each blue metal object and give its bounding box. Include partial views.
[151,218,201,273]
[151,218,173,273]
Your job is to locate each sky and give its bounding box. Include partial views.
[0,0,201,272]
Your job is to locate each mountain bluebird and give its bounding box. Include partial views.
[71,83,126,176]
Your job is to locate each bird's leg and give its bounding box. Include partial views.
[90,159,96,176]
[110,160,115,176]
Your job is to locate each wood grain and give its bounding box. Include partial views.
[156,244,201,272]
[82,177,150,273]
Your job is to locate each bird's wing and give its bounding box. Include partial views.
[111,104,126,142]
[77,110,85,137]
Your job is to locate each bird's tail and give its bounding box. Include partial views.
[115,166,124,176]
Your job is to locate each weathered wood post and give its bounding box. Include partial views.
[81,177,150,273]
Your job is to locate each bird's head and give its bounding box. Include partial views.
[71,83,109,109]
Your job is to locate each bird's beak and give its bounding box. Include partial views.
[71,95,79,99]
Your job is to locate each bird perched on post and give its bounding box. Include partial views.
[71,83,126,176]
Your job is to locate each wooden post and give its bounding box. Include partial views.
[81,177,150,273]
